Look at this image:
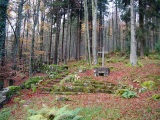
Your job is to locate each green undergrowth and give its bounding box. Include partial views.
[125,61,144,67]
[41,64,69,78]
[141,81,157,90]
[51,76,118,94]
[7,86,21,98]
[27,105,82,120]
[116,89,137,98]
[26,105,121,120]
[24,76,45,89]
[0,108,11,120]
[148,53,160,60]
[106,56,127,63]
[150,94,160,101]
[79,106,121,120]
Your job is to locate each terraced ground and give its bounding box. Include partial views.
[1,54,160,120]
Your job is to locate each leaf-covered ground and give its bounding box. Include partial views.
[1,56,160,120]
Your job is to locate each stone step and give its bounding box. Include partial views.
[38,87,52,91]
[53,92,80,95]
[48,80,61,84]
[39,91,50,94]
[43,84,54,87]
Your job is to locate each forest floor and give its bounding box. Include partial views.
[1,53,160,120]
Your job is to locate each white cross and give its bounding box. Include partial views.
[98,47,108,67]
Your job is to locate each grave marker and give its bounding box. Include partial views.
[94,47,110,76]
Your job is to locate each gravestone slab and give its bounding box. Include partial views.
[94,67,110,76]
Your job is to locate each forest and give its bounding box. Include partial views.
[0,0,160,119]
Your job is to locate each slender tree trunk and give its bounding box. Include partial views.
[61,12,65,62]
[139,0,145,57]
[13,0,25,69]
[112,11,114,51]
[48,15,53,64]
[26,0,30,51]
[76,12,80,61]
[0,0,9,66]
[68,14,72,60]
[107,21,110,52]
[40,1,45,63]
[79,1,82,59]
[54,6,61,64]
[84,0,91,65]
[130,0,137,66]
[19,12,27,61]
[64,2,70,64]
[29,0,40,76]
[92,0,98,65]
[115,0,119,50]
[151,30,154,52]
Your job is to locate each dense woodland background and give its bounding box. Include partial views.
[0,0,160,77]
[0,1,160,119]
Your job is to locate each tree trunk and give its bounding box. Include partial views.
[68,14,72,60]
[112,10,115,51]
[92,0,98,65]
[107,21,110,52]
[0,0,9,66]
[130,0,137,66]
[64,2,70,64]
[48,15,53,64]
[29,0,40,76]
[115,0,119,50]
[13,0,25,69]
[19,12,27,61]
[84,0,91,65]
[139,0,145,57]
[40,1,45,63]
[54,6,61,64]
[61,12,65,62]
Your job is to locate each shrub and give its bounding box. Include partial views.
[141,81,157,90]
[24,76,44,89]
[6,86,21,98]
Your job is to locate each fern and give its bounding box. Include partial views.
[121,89,137,98]
[27,105,82,120]
[24,76,44,89]
[116,89,137,98]
[0,108,11,120]
[28,114,47,120]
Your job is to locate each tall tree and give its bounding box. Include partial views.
[139,0,145,57]
[13,0,25,69]
[29,0,40,76]
[54,0,62,64]
[92,0,98,65]
[0,0,9,66]
[39,0,46,63]
[64,1,70,64]
[130,0,137,66]
[84,0,91,65]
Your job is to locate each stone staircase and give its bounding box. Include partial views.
[37,71,69,94]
